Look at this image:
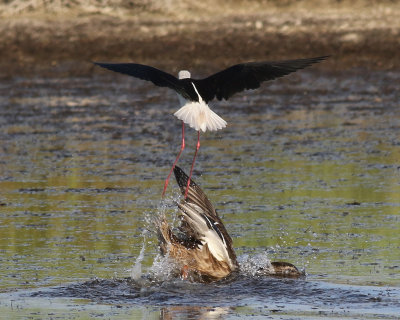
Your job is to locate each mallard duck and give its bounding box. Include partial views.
[157,166,238,282]
[157,166,302,282]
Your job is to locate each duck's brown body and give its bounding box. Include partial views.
[157,166,302,282]
[158,218,236,281]
[157,166,238,282]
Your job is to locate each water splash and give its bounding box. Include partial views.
[148,253,179,282]
[130,193,182,282]
[237,253,273,276]
[130,236,146,281]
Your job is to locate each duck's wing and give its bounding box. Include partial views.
[173,166,237,265]
[157,213,202,255]
[193,56,329,102]
[173,166,216,218]
[176,201,236,268]
[93,62,193,100]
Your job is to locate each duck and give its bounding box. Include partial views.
[157,166,302,282]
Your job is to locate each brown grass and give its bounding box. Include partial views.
[1,0,398,17]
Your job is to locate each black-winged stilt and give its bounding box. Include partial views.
[94,56,328,198]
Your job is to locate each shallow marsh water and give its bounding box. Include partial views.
[0,69,399,319]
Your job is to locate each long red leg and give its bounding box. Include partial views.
[162,121,185,198]
[185,131,200,199]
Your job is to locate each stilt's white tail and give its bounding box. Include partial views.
[174,102,227,132]
[174,82,227,132]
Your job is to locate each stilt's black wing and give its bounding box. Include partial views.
[193,56,329,102]
[93,62,193,100]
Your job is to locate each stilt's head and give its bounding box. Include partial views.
[178,70,191,79]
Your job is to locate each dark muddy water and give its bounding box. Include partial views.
[0,69,399,319]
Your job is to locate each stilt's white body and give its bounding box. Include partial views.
[174,70,227,133]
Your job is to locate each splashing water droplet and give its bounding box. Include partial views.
[130,237,146,280]
[130,193,183,282]
[238,253,272,276]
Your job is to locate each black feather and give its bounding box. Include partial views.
[94,56,329,103]
[93,62,193,100]
[193,56,329,102]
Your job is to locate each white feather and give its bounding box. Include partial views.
[181,203,232,267]
[174,83,227,132]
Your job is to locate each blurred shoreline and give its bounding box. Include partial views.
[1,1,399,77]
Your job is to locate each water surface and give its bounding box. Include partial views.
[0,70,399,319]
